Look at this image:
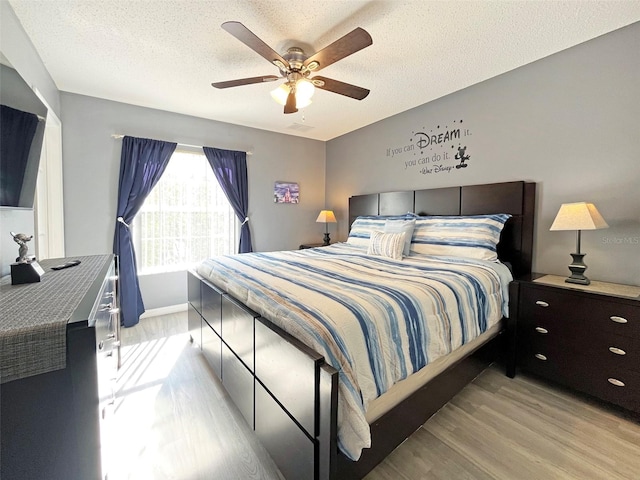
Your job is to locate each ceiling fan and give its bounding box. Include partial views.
[212,21,373,114]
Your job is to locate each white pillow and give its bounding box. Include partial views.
[367,230,406,260]
[384,219,416,257]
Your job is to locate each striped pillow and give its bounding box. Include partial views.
[367,230,406,260]
[410,214,511,261]
[347,215,412,247]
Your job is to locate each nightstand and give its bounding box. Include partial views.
[509,274,640,414]
[299,243,328,250]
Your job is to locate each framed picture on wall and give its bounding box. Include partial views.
[274,181,299,204]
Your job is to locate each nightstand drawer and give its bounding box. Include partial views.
[518,315,585,347]
[519,345,587,389]
[581,369,640,412]
[519,324,640,373]
[591,333,640,374]
[521,285,640,338]
[583,299,639,338]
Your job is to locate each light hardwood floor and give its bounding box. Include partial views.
[107,311,284,480]
[108,312,640,480]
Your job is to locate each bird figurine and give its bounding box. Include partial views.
[10,232,33,263]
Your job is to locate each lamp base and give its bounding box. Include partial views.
[322,233,331,246]
[565,252,590,285]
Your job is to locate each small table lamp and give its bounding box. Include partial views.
[550,202,608,285]
[316,210,337,245]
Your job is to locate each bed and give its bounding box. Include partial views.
[187,180,535,479]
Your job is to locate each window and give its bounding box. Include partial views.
[133,149,237,274]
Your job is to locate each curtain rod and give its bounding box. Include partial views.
[111,134,253,155]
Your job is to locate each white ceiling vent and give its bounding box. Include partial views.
[287,123,315,132]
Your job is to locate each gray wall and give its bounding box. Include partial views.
[326,22,640,287]
[0,0,61,276]
[60,93,326,308]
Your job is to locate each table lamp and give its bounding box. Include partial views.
[550,202,608,285]
[316,210,337,245]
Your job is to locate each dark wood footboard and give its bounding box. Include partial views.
[188,271,338,480]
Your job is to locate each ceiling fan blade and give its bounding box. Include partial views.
[311,76,370,100]
[284,89,298,114]
[222,21,289,70]
[303,28,372,72]
[212,75,280,89]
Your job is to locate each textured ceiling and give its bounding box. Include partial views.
[7,1,640,141]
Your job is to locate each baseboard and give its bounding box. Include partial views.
[140,303,188,319]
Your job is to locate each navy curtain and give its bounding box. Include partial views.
[113,136,177,327]
[202,147,253,253]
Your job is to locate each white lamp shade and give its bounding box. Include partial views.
[550,202,609,231]
[271,80,314,109]
[316,210,337,223]
[270,84,290,106]
[295,97,312,108]
[296,79,315,101]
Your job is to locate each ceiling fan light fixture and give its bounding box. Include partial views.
[271,79,313,110]
[270,83,291,106]
[295,97,312,109]
[296,79,315,101]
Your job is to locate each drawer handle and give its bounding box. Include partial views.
[99,304,111,311]
[535,301,549,308]
[610,316,628,324]
[98,341,104,351]
[534,353,547,361]
[608,378,625,387]
[535,327,548,334]
[106,333,116,340]
[109,308,120,315]
[609,347,626,356]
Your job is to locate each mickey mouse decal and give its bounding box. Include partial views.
[455,146,470,169]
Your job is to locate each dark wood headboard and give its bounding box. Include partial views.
[348,181,536,278]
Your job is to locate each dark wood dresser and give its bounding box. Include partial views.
[510,274,640,414]
[0,255,119,480]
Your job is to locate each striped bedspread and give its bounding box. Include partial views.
[197,243,512,460]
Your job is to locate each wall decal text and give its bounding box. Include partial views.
[385,120,473,175]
